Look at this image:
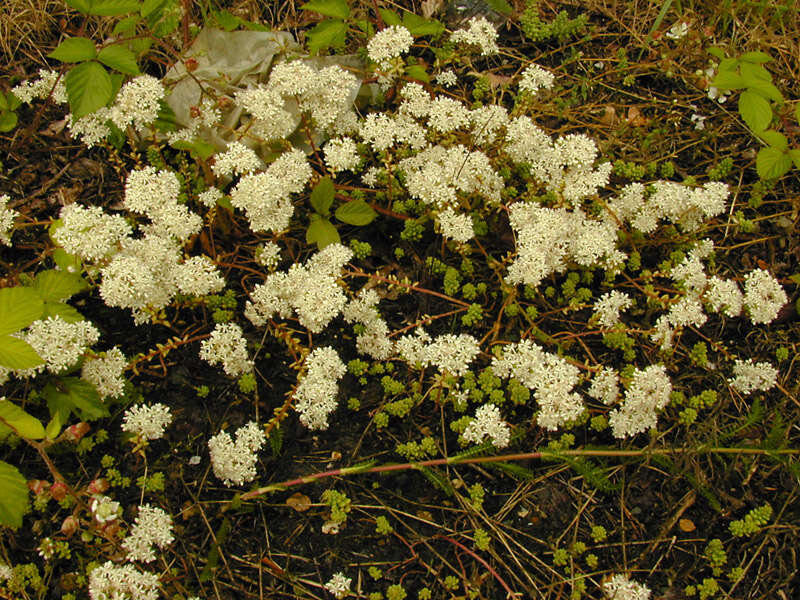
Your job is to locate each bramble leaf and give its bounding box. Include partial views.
[0,287,44,335]
[300,0,350,20]
[48,37,97,63]
[0,461,29,530]
[756,146,792,180]
[0,336,43,370]
[335,199,377,226]
[310,177,335,216]
[305,19,348,54]
[89,0,142,16]
[65,61,113,119]
[738,91,772,132]
[33,270,87,303]
[0,400,45,440]
[97,45,140,75]
[306,216,340,249]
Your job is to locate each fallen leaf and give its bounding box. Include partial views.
[286,492,312,512]
[600,105,617,127]
[626,106,650,127]
[421,0,444,19]
[678,518,696,532]
[486,72,514,89]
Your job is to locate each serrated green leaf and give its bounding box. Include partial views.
[64,0,93,13]
[97,45,140,75]
[48,37,97,63]
[402,12,444,37]
[65,62,113,120]
[0,461,29,530]
[6,93,21,111]
[0,112,18,133]
[712,70,746,90]
[335,199,377,226]
[0,336,44,370]
[51,248,83,274]
[44,378,108,422]
[33,270,87,303]
[310,176,335,215]
[143,0,179,37]
[746,78,783,104]
[172,139,216,160]
[404,64,429,82]
[300,0,350,20]
[718,57,739,72]
[305,19,348,54]
[306,217,340,249]
[485,0,513,14]
[89,0,141,15]
[113,14,141,35]
[788,149,800,170]
[0,287,44,335]
[738,91,772,133]
[759,129,788,150]
[706,47,725,60]
[740,50,773,64]
[378,9,402,26]
[740,62,771,84]
[0,400,45,440]
[141,0,166,17]
[211,9,241,31]
[45,412,64,440]
[756,146,792,180]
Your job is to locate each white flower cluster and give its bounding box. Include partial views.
[121,404,173,441]
[367,25,414,69]
[603,574,651,600]
[88,561,159,600]
[197,186,222,208]
[519,63,555,95]
[462,404,511,448]
[324,572,352,599]
[436,69,457,87]
[399,144,503,210]
[69,75,164,148]
[237,61,359,140]
[122,505,174,563]
[729,359,778,395]
[294,346,347,430]
[208,421,266,486]
[211,141,262,178]
[395,328,480,376]
[608,365,671,438]
[245,243,352,333]
[199,323,254,377]
[505,203,623,288]
[82,347,127,400]
[491,340,584,430]
[437,207,474,243]
[12,69,68,104]
[0,194,19,246]
[743,268,787,324]
[125,167,202,241]
[21,316,100,376]
[52,204,132,262]
[450,16,499,55]
[359,112,427,152]
[342,288,393,360]
[166,96,221,146]
[605,181,728,234]
[594,291,633,328]
[255,241,281,269]
[230,148,312,233]
[323,137,361,174]
[704,276,743,318]
[588,367,619,405]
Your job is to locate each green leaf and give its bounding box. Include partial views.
[0,336,44,370]
[152,99,178,133]
[0,400,45,440]
[706,46,725,60]
[305,19,348,54]
[45,412,64,440]
[42,302,85,324]
[485,0,513,14]
[404,64,430,82]
[759,129,788,150]
[211,9,241,31]
[306,217,340,249]
[788,148,800,170]
[740,51,773,64]
[113,15,141,35]
[310,176,335,215]
[44,378,108,422]
[740,62,771,83]
[65,62,113,120]
[0,111,18,133]
[48,37,97,63]
[402,12,445,37]
[6,92,21,111]
[738,91,772,133]
[97,45,140,75]
[711,70,746,90]
[300,0,350,20]
[378,9,402,26]
[0,94,7,111]
[89,0,141,15]
[0,461,30,530]
[718,57,739,72]
[172,139,216,160]
[746,78,783,104]
[0,287,44,335]
[64,0,93,13]
[33,270,87,303]
[51,248,82,274]
[335,199,377,226]
[143,0,180,37]
[756,146,792,180]
[140,0,166,17]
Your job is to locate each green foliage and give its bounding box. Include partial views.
[0,461,30,529]
[336,199,377,226]
[729,503,772,537]
[473,527,490,550]
[322,489,351,524]
[65,61,113,119]
[386,584,407,600]
[520,0,588,43]
[375,515,393,535]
